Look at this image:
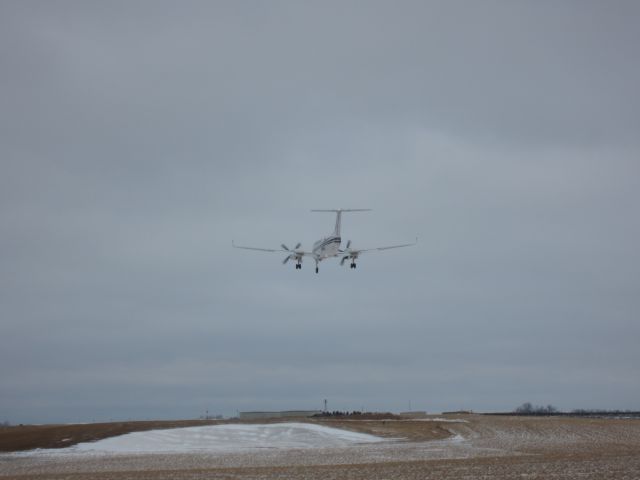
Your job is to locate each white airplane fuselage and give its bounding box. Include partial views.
[312,234,342,261]
[309,209,353,263]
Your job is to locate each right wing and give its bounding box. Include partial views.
[359,240,417,252]
[342,237,418,254]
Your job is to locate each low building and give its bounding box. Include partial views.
[399,411,428,418]
[239,410,322,420]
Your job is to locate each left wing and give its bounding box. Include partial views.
[232,240,284,252]
[232,240,314,265]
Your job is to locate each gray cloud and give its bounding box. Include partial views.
[1,1,639,423]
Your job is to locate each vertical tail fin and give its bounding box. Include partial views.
[334,210,342,237]
[310,209,372,237]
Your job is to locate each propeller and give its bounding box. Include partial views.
[282,242,302,265]
[340,240,357,266]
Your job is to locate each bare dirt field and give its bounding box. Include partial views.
[1,414,640,479]
[0,419,229,453]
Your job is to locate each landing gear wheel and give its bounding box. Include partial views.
[315,266,319,274]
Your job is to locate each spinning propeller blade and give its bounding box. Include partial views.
[282,242,301,251]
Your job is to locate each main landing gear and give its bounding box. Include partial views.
[350,262,357,269]
[295,263,302,269]
[315,266,319,274]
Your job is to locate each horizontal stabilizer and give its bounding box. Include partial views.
[310,209,371,212]
[310,209,371,237]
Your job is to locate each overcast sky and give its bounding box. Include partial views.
[1,1,639,423]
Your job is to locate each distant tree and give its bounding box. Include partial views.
[515,402,558,414]
[515,402,533,413]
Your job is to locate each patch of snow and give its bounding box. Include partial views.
[447,433,466,443]
[20,423,386,455]
[411,418,469,423]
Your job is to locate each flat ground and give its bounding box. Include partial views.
[1,415,640,479]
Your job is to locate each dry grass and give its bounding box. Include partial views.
[1,414,640,479]
[0,420,224,452]
[306,417,454,441]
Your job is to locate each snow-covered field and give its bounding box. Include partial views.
[2,417,640,479]
[0,420,511,479]
[17,423,386,455]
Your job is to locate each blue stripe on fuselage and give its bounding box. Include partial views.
[313,237,341,257]
[314,236,340,249]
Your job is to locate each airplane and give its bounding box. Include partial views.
[232,209,416,273]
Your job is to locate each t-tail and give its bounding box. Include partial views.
[310,209,371,237]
